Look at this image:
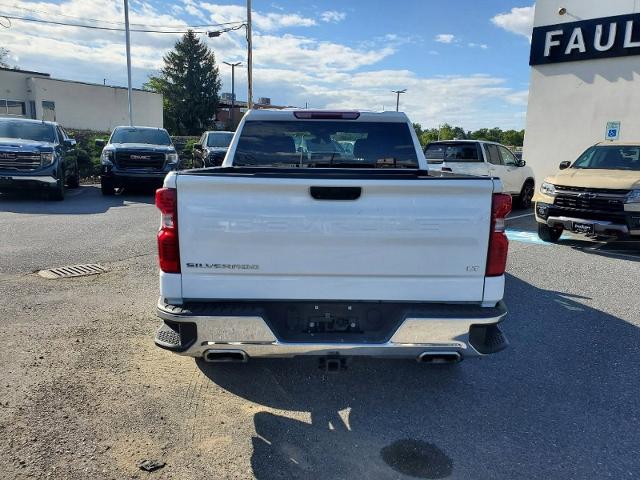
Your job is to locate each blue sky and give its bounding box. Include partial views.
[0,1,535,129]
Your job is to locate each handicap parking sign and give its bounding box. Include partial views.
[605,121,621,141]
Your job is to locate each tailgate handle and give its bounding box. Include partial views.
[310,186,361,201]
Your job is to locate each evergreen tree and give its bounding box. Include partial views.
[144,31,221,135]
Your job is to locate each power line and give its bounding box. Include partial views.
[0,4,244,29]
[0,14,243,33]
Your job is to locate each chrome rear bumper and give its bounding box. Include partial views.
[155,299,508,360]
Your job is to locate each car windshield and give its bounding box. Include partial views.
[207,132,234,147]
[110,128,171,145]
[234,121,419,168]
[573,146,640,171]
[0,120,56,142]
[425,142,480,162]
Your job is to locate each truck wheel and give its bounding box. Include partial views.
[49,177,65,201]
[538,223,562,242]
[517,181,534,209]
[101,178,116,196]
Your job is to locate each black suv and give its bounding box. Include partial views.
[0,118,80,200]
[97,126,178,195]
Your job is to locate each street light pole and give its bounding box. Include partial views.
[223,61,241,127]
[391,89,407,112]
[123,0,133,126]
[246,0,253,109]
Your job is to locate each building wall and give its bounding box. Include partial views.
[0,70,33,103]
[0,69,163,131]
[30,77,163,131]
[524,0,640,182]
[0,69,47,118]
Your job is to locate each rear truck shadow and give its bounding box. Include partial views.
[0,184,154,215]
[195,273,640,479]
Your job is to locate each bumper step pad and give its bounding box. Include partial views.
[468,324,508,354]
[154,320,197,352]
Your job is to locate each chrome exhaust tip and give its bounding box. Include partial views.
[417,351,462,364]
[203,349,249,363]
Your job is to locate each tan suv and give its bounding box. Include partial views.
[533,142,640,242]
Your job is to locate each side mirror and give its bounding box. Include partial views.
[559,161,571,170]
[193,144,203,151]
[64,138,76,148]
[95,139,106,148]
[517,159,526,167]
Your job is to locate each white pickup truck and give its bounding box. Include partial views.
[154,110,511,367]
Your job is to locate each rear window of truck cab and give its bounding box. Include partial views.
[233,121,419,168]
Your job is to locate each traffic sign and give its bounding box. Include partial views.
[605,121,621,141]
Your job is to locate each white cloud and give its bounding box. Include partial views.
[320,11,347,23]
[468,43,489,49]
[199,3,316,31]
[253,34,394,73]
[505,90,529,106]
[435,34,455,44]
[0,0,527,129]
[491,6,535,39]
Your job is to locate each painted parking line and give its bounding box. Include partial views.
[506,229,550,245]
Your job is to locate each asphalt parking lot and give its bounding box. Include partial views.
[1,186,639,479]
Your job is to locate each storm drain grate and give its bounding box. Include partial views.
[38,263,108,279]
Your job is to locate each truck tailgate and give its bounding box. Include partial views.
[177,172,495,302]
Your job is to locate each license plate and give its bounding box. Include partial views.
[572,222,595,234]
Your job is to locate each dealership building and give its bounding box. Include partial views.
[524,0,640,181]
[0,67,163,132]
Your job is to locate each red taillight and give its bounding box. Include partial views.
[486,193,512,277]
[156,187,176,214]
[155,188,180,273]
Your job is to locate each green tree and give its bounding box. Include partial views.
[499,129,525,147]
[415,123,526,148]
[144,30,221,135]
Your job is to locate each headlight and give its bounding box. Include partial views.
[540,182,557,196]
[100,150,114,165]
[626,189,640,204]
[166,153,179,164]
[40,152,55,166]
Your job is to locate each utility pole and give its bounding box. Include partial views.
[206,1,253,109]
[391,89,406,112]
[246,0,253,109]
[123,0,133,126]
[223,61,241,127]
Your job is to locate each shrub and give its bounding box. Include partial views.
[66,129,110,178]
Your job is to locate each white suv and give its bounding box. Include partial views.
[425,140,535,208]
